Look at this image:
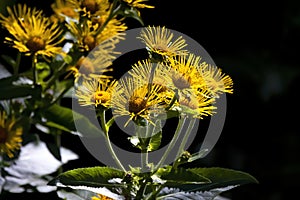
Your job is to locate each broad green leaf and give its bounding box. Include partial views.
[156,185,238,200]
[48,167,125,188]
[0,76,37,100]
[182,167,258,191]
[46,121,72,133]
[147,131,162,152]
[43,104,105,137]
[156,166,211,186]
[46,142,61,161]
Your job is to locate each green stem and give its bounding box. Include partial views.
[13,52,21,75]
[99,110,126,172]
[31,53,37,86]
[55,130,63,174]
[155,115,186,170]
[174,117,196,160]
[146,185,164,200]
[136,125,148,172]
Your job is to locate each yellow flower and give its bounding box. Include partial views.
[91,194,115,200]
[67,38,119,80]
[67,0,112,18]
[121,0,154,9]
[177,91,216,118]
[165,54,205,92]
[111,76,165,126]
[0,4,64,57]
[138,26,188,60]
[51,0,79,22]
[76,78,117,108]
[199,63,234,98]
[0,110,23,158]
[129,59,175,103]
[66,19,127,52]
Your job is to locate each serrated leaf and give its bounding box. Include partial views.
[157,185,237,200]
[157,167,211,186]
[181,167,258,192]
[48,167,125,188]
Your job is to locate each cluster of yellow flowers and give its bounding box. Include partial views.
[76,26,233,127]
[0,0,154,159]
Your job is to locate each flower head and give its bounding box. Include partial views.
[138,26,188,61]
[177,91,216,118]
[0,110,23,158]
[51,0,79,22]
[111,76,166,126]
[199,63,234,98]
[67,38,120,80]
[164,54,205,93]
[66,19,127,52]
[76,78,117,108]
[67,0,111,18]
[0,4,64,57]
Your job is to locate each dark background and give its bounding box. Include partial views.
[1,0,300,199]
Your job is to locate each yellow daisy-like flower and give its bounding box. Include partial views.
[199,63,234,98]
[67,38,120,80]
[138,26,188,60]
[0,110,23,158]
[51,0,79,22]
[91,193,115,200]
[129,59,174,103]
[111,76,165,126]
[121,0,154,9]
[177,90,216,119]
[164,54,205,92]
[76,78,117,108]
[66,19,127,52]
[0,4,64,57]
[67,0,111,18]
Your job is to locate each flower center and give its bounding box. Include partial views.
[129,97,147,114]
[92,91,110,104]
[26,36,46,52]
[83,35,96,51]
[76,57,95,74]
[82,0,99,14]
[172,73,191,90]
[0,126,8,144]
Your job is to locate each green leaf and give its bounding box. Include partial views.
[183,167,259,191]
[48,167,125,188]
[148,131,162,152]
[0,76,37,100]
[156,166,211,186]
[46,141,61,161]
[43,104,105,137]
[117,5,144,25]
[36,62,51,81]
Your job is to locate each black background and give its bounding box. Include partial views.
[1,0,300,199]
